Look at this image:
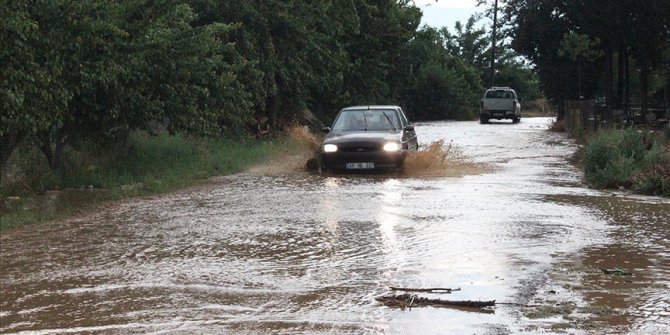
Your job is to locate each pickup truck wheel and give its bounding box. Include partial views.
[480,116,489,124]
[512,116,520,124]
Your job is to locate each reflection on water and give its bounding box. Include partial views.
[1,188,112,223]
[539,195,670,333]
[1,118,668,334]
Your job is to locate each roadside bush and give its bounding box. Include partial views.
[583,127,670,195]
[583,129,633,188]
[630,127,670,196]
[570,125,587,143]
[584,134,634,188]
[631,162,670,196]
[619,129,646,161]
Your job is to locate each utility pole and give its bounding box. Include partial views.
[489,0,498,88]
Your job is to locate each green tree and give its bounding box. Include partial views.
[118,0,248,135]
[1,0,250,174]
[558,32,603,99]
[443,15,489,72]
[627,1,670,112]
[33,0,126,172]
[406,59,481,120]
[190,0,357,127]
[0,0,69,168]
[402,26,481,120]
[504,0,670,115]
[343,0,421,106]
[503,0,580,118]
[493,61,541,100]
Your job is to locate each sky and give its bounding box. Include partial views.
[414,0,485,30]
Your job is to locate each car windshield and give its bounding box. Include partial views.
[332,110,400,131]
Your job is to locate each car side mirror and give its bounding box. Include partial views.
[322,127,331,133]
[404,125,414,131]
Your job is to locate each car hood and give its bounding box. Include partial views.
[324,131,402,144]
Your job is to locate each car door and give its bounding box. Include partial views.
[398,108,418,150]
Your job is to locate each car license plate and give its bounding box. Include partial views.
[346,162,374,169]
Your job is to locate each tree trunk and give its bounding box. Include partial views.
[606,49,613,106]
[38,127,66,175]
[0,131,26,171]
[641,66,649,120]
[616,45,626,106]
[577,61,582,99]
[267,95,279,130]
[557,98,565,121]
[624,52,630,106]
[38,132,54,171]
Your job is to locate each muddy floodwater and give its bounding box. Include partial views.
[1,117,668,334]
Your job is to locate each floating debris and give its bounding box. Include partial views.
[376,294,495,310]
[602,268,632,276]
[389,286,460,293]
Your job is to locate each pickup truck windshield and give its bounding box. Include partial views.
[485,90,515,99]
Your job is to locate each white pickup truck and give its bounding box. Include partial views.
[480,87,521,124]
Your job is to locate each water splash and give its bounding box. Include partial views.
[403,140,488,177]
[250,128,487,177]
[288,126,321,153]
[249,126,319,175]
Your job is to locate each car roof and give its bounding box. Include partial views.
[340,105,401,111]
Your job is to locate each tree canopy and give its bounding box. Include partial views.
[2,0,543,171]
[501,0,670,116]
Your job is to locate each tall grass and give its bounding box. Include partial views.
[583,126,670,196]
[61,132,282,193]
[1,131,295,229]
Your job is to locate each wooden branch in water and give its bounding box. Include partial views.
[389,286,460,293]
[496,302,542,307]
[377,294,495,310]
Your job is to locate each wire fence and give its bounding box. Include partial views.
[564,100,669,137]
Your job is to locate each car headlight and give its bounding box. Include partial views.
[383,142,401,152]
[323,144,338,153]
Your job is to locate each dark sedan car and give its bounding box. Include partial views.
[319,105,418,172]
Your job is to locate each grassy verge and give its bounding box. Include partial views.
[582,125,670,196]
[1,131,300,230]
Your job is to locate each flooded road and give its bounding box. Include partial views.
[1,117,669,334]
